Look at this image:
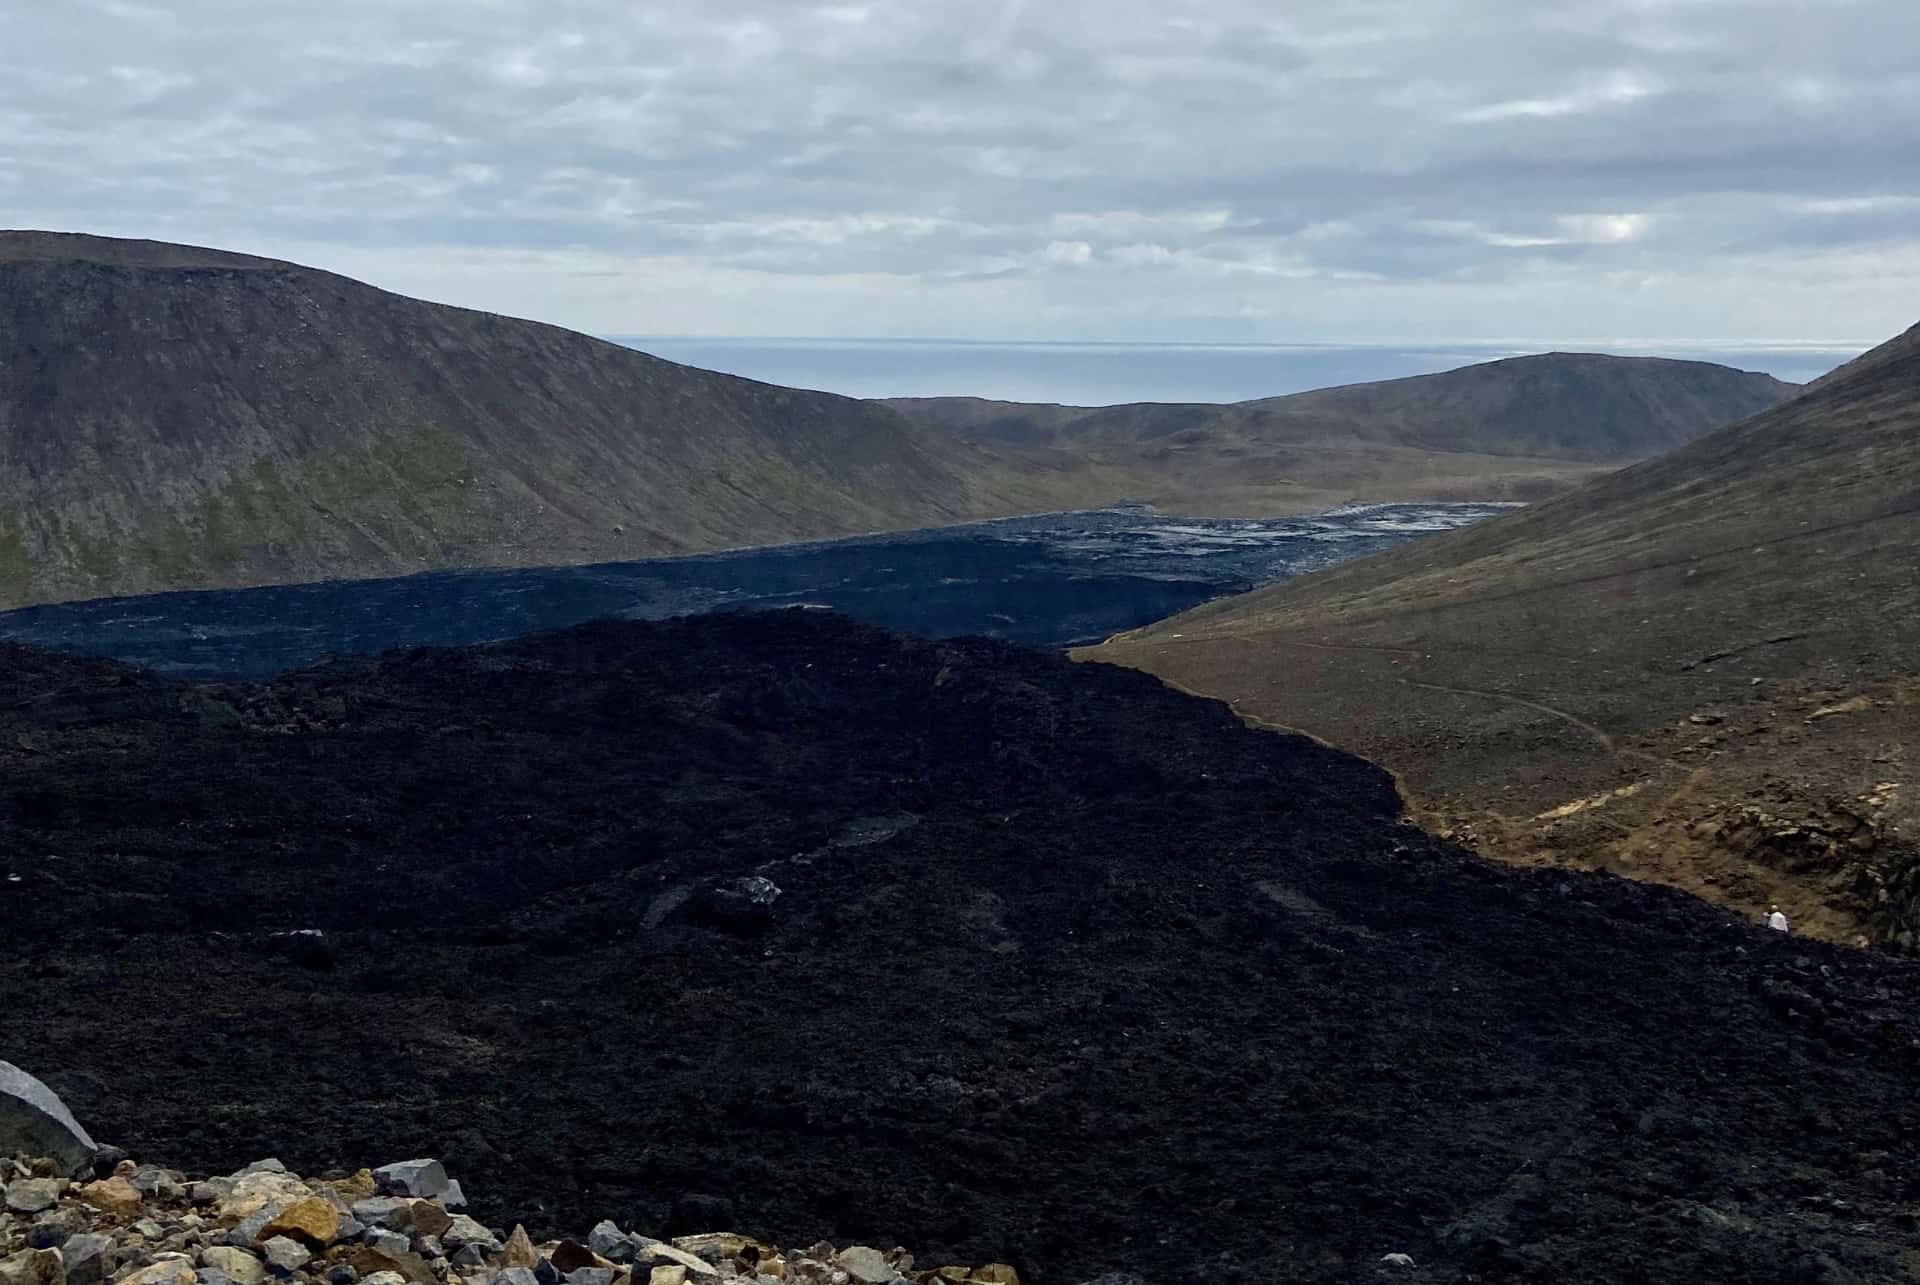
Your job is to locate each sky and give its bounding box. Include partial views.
[6,0,1920,351]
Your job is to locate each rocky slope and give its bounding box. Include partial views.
[0,1146,1020,1285]
[884,353,1797,515]
[0,232,1062,610]
[4,612,1919,1283]
[1087,321,1920,950]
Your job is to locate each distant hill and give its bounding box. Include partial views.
[884,352,1798,514]
[0,231,1802,608]
[1087,321,1920,948]
[0,232,1060,608]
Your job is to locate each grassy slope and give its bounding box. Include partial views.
[885,352,1797,516]
[1086,322,1920,945]
[0,232,1066,608]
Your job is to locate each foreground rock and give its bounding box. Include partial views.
[0,1066,97,1179]
[0,1157,1018,1285]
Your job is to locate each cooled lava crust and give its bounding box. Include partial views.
[3,612,1917,1284]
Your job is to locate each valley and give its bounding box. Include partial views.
[0,503,1508,679]
[0,232,1793,611]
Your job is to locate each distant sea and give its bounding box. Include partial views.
[612,337,1864,406]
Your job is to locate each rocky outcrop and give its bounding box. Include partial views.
[0,1153,1023,1285]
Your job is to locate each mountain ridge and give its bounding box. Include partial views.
[1,230,1803,608]
[0,230,1060,609]
[1086,317,1920,946]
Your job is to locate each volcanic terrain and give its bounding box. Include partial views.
[4,611,1918,1284]
[2,231,1795,610]
[1089,321,1920,950]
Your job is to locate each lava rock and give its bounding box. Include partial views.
[258,1238,310,1277]
[584,1224,631,1265]
[60,1236,113,1285]
[197,1250,266,1285]
[364,1231,410,1259]
[6,1179,64,1215]
[689,877,781,936]
[224,1213,273,1251]
[352,1200,414,1232]
[664,1196,732,1238]
[371,1163,448,1202]
[30,1208,89,1250]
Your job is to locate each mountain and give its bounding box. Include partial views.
[1086,321,1920,947]
[0,230,1802,610]
[0,232,1059,609]
[6,611,1920,1283]
[884,352,1798,514]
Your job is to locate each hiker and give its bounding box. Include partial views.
[1767,904,1790,933]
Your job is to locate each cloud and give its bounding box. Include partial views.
[2,0,1917,344]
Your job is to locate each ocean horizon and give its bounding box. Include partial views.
[611,336,1866,407]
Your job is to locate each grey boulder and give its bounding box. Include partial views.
[61,1234,114,1285]
[585,1223,632,1263]
[259,1239,310,1277]
[350,1199,413,1232]
[6,1179,64,1215]
[370,1161,448,1201]
[0,1063,96,1178]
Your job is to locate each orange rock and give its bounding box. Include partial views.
[549,1242,609,1274]
[76,1176,142,1217]
[118,1260,196,1285]
[407,1201,453,1238]
[971,1267,1021,1285]
[259,1196,341,1250]
[502,1226,538,1270]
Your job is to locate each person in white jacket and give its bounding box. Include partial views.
[1767,904,1790,933]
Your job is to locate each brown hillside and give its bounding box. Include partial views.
[1087,322,1920,948]
[886,352,1797,515]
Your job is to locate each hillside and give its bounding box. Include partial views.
[885,353,1797,515]
[0,232,1063,609]
[5,611,1920,1284]
[1087,321,1920,948]
[0,232,1802,609]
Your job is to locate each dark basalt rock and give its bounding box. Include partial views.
[1,611,1917,1284]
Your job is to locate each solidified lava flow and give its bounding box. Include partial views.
[2,612,1917,1284]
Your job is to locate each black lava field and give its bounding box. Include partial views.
[3,612,1917,1284]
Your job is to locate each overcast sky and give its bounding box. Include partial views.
[6,0,1919,346]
